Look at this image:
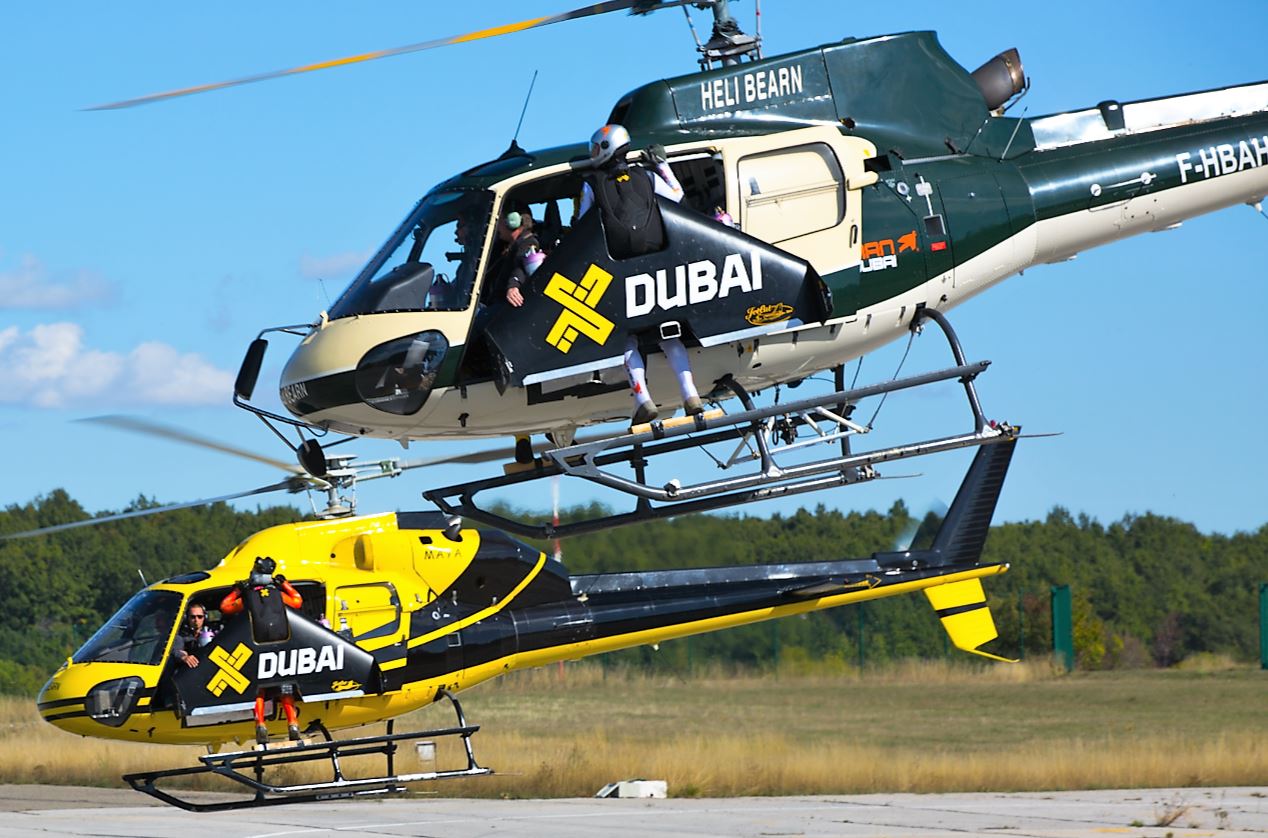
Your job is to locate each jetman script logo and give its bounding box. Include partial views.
[544,264,615,354]
[206,643,253,697]
[745,302,794,326]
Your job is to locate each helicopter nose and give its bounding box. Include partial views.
[37,664,150,734]
[37,667,78,731]
[280,328,449,423]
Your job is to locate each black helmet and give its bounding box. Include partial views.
[249,556,277,586]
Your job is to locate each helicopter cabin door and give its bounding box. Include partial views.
[721,126,876,296]
[333,582,403,648]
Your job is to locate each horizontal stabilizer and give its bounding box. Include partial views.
[924,577,1016,662]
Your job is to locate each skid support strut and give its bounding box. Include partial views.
[426,311,1017,540]
[123,690,490,812]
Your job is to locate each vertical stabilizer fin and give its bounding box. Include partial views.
[924,577,1017,662]
[930,436,1018,566]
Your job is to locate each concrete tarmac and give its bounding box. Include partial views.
[0,785,1264,837]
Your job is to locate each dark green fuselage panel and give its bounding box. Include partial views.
[436,31,1267,333]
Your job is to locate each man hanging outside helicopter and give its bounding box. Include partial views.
[579,123,703,424]
[220,556,305,743]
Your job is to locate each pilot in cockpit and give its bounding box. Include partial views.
[424,216,474,310]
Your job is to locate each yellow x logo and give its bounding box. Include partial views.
[206,643,253,697]
[544,265,615,353]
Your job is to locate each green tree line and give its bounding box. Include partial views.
[1,491,1263,693]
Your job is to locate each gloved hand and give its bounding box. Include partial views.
[274,574,287,585]
[643,143,667,166]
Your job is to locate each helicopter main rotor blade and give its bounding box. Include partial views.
[1,479,303,541]
[82,415,303,475]
[393,426,633,471]
[87,1,697,110]
[396,445,528,471]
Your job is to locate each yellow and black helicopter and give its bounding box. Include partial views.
[36,434,1018,811]
[25,0,1268,810]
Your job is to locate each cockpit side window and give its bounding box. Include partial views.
[328,190,494,320]
[74,589,182,667]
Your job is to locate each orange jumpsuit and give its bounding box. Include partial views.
[220,579,304,737]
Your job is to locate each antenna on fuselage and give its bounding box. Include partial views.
[513,69,539,145]
[497,69,539,161]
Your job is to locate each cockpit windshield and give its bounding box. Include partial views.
[73,589,182,666]
[328,190,494,320]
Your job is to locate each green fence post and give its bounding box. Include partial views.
[1051,584,1074,672]
[1259,582,1268,671]
[1018,590,1026,661]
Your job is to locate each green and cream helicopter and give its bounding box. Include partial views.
[153,0,1263,535]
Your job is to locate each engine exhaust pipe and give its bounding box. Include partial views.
[972,48,1025,111]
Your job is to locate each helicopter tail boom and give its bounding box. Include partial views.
[1022,82,1268,265]
[499,435,1021,674]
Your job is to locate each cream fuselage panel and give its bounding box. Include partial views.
[288,129,1268,440]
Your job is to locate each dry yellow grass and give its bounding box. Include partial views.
[445,732,1264,798]
[5,661,1265,798]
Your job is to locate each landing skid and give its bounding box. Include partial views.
[123,690,490,812]
[427,309,1020,539]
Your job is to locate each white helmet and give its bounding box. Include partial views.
[589,123,631,167]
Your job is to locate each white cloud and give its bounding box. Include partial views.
[0,323,234,408]
[0,254,115,310]
[126,341,235,405]
[299,249,370,281]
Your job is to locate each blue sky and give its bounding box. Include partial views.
[3,1,1266,535]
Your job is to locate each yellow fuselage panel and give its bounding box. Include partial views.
[47,684,445,746]
[40,512,485,747]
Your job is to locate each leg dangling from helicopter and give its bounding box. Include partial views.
[281,689,300,741]
[252,688,302,745]
[661,337,703,416]
[624,336,657,425]
[625,335,703,426]
[253,694,268,744]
